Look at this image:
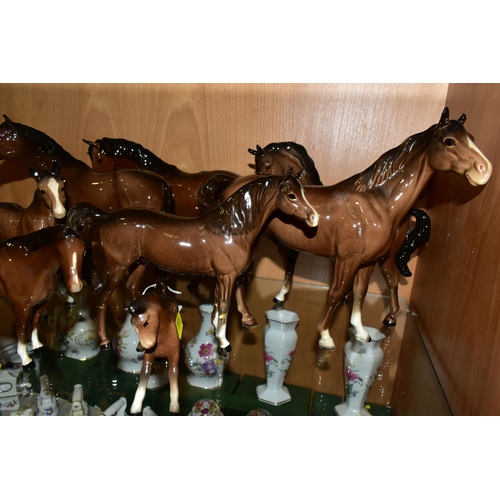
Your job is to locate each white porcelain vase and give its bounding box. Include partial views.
[50,288,100,361]
[335,327,386,416]
[113,311,169,390]
[256,308,299,405]
[184,303,228,389]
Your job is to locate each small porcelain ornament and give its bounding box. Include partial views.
[184,303,228,389]
[256,308,300,405]
[335,327,386,416]
[188,398,224,416]
[37,375,59,416]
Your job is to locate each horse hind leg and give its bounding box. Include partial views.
[214,278,233,353]
[273,249,298,308]
[235,273,257,328]
[378,257,400,327]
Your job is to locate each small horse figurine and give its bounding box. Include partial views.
[230,108,493,349]
[0,116,174,214]
[67,170,319,353]
[247,140,431,328]
[83,137,239,217]
[127,291,180,415]
[0,162,66,240]
[0,225,85,366]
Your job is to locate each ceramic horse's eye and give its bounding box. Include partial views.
[287,193,297,201]
[265,162,272,171]
[444,138,457,147]
[40,190,46,195]
[143,320,149,328]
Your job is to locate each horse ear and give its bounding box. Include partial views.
[248,147,258,156]
[458,113,467,124]
[28,165,40,181]
[2,115,17,136]
[438,107,450,127]
[281,168,293,182]
[51,160,61,176]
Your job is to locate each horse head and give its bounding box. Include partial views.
[277,168,319,228]
[28,161,67,219]
[56,227,85,294]
[431,107,493,186]
[128,295,163,350]
[249,142,322,185]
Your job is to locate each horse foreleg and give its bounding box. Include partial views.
[30,300,50,350]
[168,353,180,414]
[235,273,257,328]
[12,306,34,367]
[214,276,232,353]
[274,248,298,308]
[130,358,153,415]
[351,265,375,342]
[317,259,360,350]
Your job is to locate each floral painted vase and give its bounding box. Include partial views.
[113,311,169,390]
[335,327,386,416]
[184,303,228,389]
[50,286,100,361]
[256,308,299,405]
[37,375,59,416]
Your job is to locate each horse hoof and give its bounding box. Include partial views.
[383,317,397,327]
[273,298,284,309]
[100,342,111,350]
[242,321,258,329]
[318,343,336,352]
[23,360,37,370]
[220,345,232,354]
[130,412,141,416]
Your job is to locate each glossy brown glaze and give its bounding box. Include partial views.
[66,171,319,353]
[0,162,66,241]
[0,225,85,366]
[84,137,239,217]
[230,109,493,350]
[246,141,431,327]
[0,116,174,213]
[127,291,180,415]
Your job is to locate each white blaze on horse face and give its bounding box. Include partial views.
[300,185,319,227]
[465,136,493,186]
[47,177,66,218]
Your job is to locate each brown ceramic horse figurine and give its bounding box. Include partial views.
[127,291,180,415]
[66,170,319,353]
[83,137,239,217]
[0,116,174,214]
[247,141,431,328]
[0,225,85,366]
[228,108,492,350]
[0,162,66,240]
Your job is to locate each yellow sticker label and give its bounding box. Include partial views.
[175,311,183,339]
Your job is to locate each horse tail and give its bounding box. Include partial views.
[395,208,431,277]
[198,174,239,213]
[66,202,108,294]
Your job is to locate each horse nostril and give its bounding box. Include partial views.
[476,163,487,174]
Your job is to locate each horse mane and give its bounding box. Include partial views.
[6,118,79,164]
[208,176,277,236]
[353,124,436,192]
[94,137,176,171]
[266,142,323,185]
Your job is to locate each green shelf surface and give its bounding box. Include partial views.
[310,391,391,416]
[224,375,311,416]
